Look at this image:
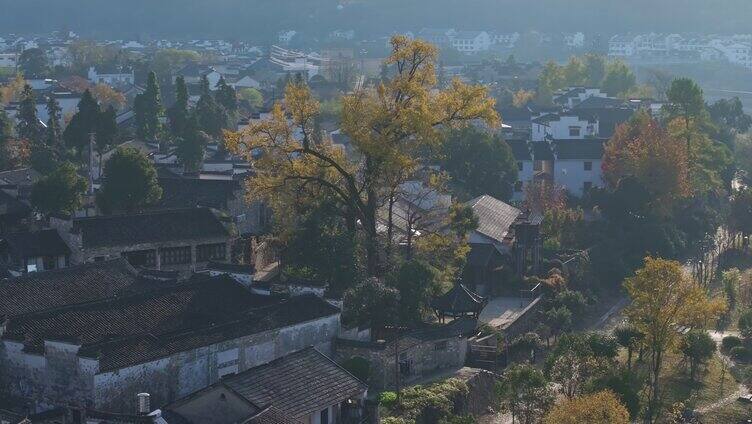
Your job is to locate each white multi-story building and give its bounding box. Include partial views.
[0,53,18,69]
[450,31,492,54]
[88,66,135,86]
[608,35,636,57]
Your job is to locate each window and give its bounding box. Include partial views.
[123,249,156,267]
[583,181,593,192]
[43,256,57,271]
[533,161,542,172]
[320,408,329,424]
[197,243,226,262]
[584,161,593,171]
[517,161,523,171]
[514,181,523,192]
[160,246,192,265]
[568,126,581,137]
[434,341,448,351]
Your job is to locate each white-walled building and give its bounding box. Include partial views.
[87,66,135,86]
[532,113,598,142]
[450,31,492,53]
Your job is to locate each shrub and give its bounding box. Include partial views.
[722,335,742,351]
[341,356,370,382]
[730,346,750,362]
[379,391,398,408]
[740,309,752,339]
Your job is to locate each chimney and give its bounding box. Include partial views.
[137,393,150,415]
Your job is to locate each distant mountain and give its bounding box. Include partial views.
[1,0,751,39]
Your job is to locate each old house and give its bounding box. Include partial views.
[0,262,342,414]
[50,208,233,272]
[0,229,70,273]
[464,195,542,295]
[154,176,268,237]
[163,347,367,424]
[335,318,476,390]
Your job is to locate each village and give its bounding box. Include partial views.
[0,10,752,424]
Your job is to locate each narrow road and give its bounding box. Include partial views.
[696,330,747,415]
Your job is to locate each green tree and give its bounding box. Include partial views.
[739,309,752,340]
[563,56,587,86]
[215,76,238,114]
[440,127,518,201]
[16,85,42,142]
[196,82,227,139]
[63,89,100,153]
[96,105,118,157]
[96,147,162,213]
[18,48,48,78]
[45,94,62,147]
[602,60,636,96]
[582,53,607,87]
[546,306,572,341]
[342,277,399,328]
[665,77,706,163]
[30,162,87,216]
[238,87,264,110]
[134,71,164,142]
[679,330,716,382]
[498,364,555,424]
[168,75,190,139]
[387,259,438,325]
[282,195,360,295]
[613,324,643,370]
[175,115,209,173]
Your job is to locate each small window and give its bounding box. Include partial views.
[197,243,226,262]
[434,341,448,351]
[320,408,329,424]
[161,246,192,265]
[583,181,593,192]
[584,161,593,171]
[569,126,581,137]
[517,161,523,171]
[514,181,523,192]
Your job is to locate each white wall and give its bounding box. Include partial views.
[554,159,603,197]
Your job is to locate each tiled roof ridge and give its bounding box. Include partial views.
[73,206,216,222]
[3,272,220,323]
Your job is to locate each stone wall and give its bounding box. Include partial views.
[1,313,341,413]
[335,334,468,391]
[0,339,98,412]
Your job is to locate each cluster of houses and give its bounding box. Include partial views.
[0,182,543,423]
[499,87,658,200]
[608,33,752,69]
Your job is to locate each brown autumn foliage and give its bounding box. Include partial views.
[602,111,690,215]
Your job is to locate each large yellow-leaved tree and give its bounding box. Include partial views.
[543,390,630,424]
[623,257,726,423]
[226,35,498,276]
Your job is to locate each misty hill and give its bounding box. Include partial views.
[2,0,752,39]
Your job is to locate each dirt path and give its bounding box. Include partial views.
[696,330,747,415]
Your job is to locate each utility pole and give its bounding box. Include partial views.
[88,132,96,195]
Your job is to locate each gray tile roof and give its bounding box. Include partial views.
[225,347,367,419]
[0,229,70,259]
[2,274,339,371]
[0,258,150,317]
[467,195,521,244]
[73,207,229,249]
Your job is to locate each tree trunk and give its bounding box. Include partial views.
[386,194,395,262]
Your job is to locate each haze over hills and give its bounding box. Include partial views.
[1,0,752,38]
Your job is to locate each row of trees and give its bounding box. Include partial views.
[226,35,498,289]
[536,54,639,104]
